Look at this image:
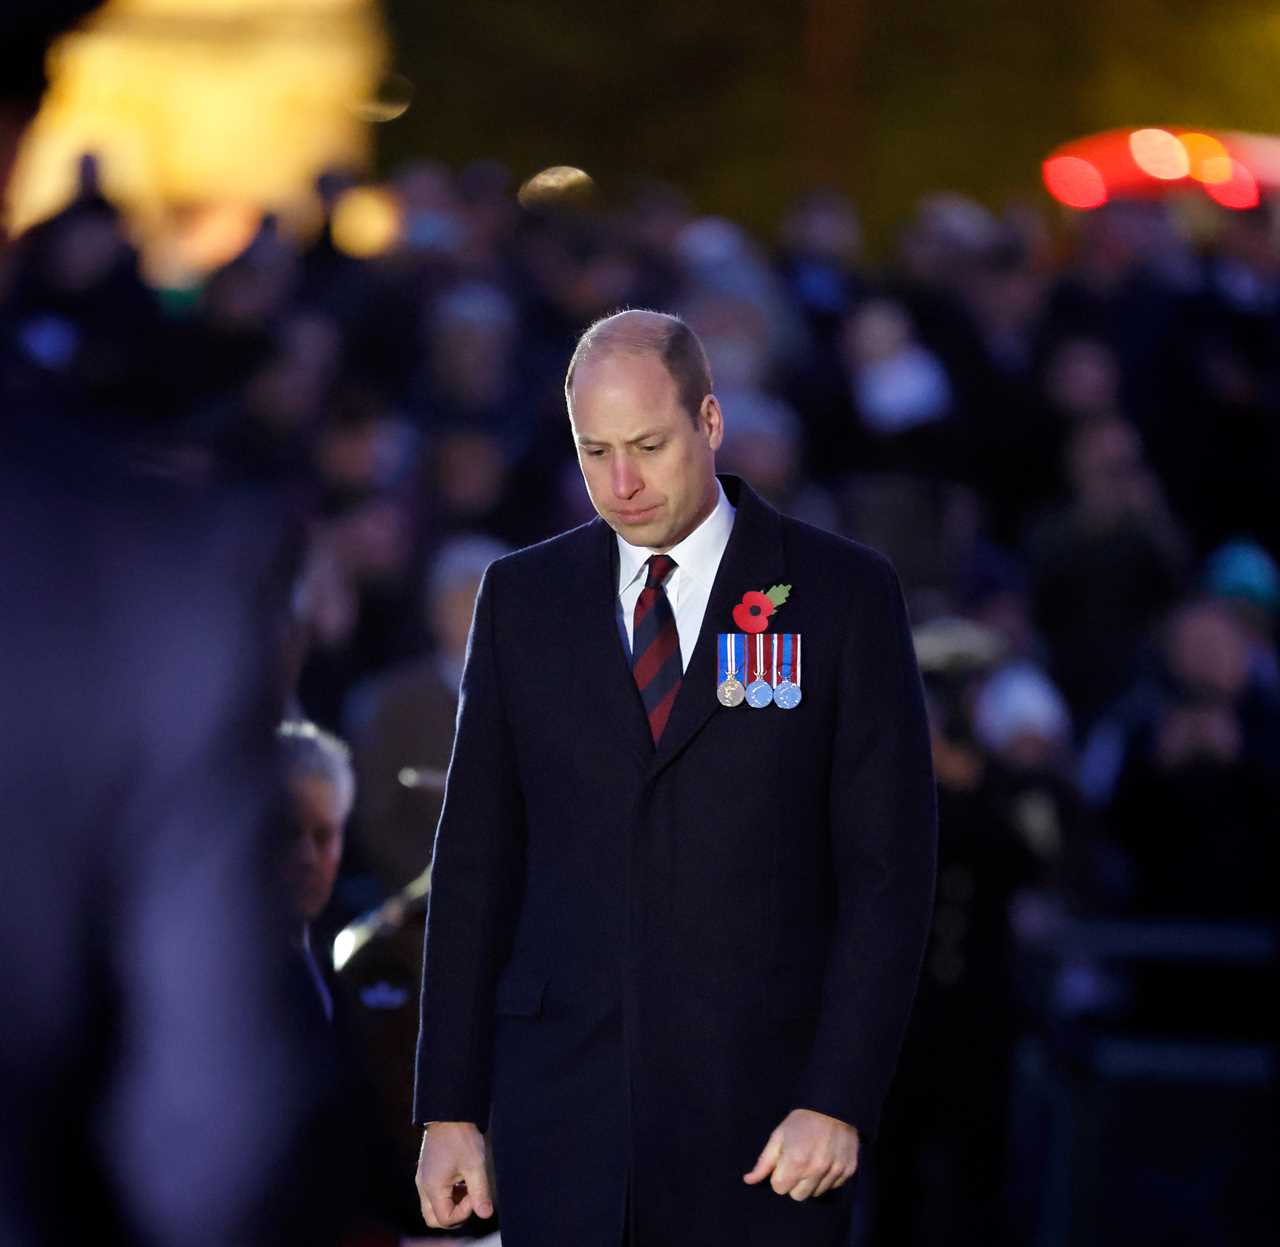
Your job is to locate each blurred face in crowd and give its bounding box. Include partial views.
[435,429,508,516]
[1067,418,1155,521]
[570,349,722,553]
[1164,601,1250,704]
[721,428,795,499]
[284,773,347,925]
[843,299,914,368]
[686,293,769,391]
[430,573,486,662]
[781,191,862,263]
[430,309,513,406]
[1044,337,1119,420]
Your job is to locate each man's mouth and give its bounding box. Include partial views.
[616,504,659,523]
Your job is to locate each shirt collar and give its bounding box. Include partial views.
[616,478,736,595]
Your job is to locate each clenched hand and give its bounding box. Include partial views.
[415,1122,495,1229]
[743,1108,860,1201]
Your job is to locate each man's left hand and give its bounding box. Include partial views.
[742,1109,860,1201]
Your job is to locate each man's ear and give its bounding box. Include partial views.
[701,393,724,451]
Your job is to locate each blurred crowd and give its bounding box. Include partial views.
[3,154,1279,1243]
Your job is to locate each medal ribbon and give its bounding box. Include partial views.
[720,633,745,683]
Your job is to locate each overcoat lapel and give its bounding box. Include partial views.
[648,476,786,779]
[576,515,654,766]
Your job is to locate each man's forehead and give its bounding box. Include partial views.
[574,347,674,393]
[570,350,680,428]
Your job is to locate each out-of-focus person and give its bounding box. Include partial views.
[776,187,865,336]
[347,534,510,895]
[712,387,838,534]
[278,720,354,1017]
[1,7,333,1244]
[274,721,429,1243]
[1201,538,1280,693]
[1101,599,1280,917]
[1028,417,1188,733]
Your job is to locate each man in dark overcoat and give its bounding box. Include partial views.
[413,309,937,1246]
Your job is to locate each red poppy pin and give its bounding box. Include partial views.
[732,584,791,633]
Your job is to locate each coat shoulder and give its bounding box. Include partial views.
[483,519,602,589]
[777,513,900,594]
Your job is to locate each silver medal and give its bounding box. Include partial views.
[773,679,802,710]
[746,633,773,707]
[717,676,746,707]
[774,633,802,709]
[717,633,746,707]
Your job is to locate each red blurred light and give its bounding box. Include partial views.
[1205,160,1260,209]
[1043,156,1108,209]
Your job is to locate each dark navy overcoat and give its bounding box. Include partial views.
[414,475,937,1246]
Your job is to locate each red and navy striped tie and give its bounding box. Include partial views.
[632,554,682,744]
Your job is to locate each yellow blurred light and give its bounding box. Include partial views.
[1179,132,1231,184]
[6,0,388,267]
[331,185,401,257]
[350,71,415,124]
[1198,155,1234,186]
[1129,128,1190,180]
[517,165,596,209]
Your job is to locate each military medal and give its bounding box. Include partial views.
[746,631,774,708]
[716,632,746,707]
[773,633,802,710]
[726,585,798,710]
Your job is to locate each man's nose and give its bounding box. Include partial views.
[611,456,641,499]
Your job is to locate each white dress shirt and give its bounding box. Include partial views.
[616,480,736,672]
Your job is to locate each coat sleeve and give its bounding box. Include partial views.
[793,553,937,1141]
[413,562,525,1129]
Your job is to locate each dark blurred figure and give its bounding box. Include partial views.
[1,154,177,431]
[274,722,421,1244]
[347,534,509,896]
[1042,200,1192,432]
[1,8,333,1243]
[278,721,354,1018]
[712,388,839,532]
[874,631,1088,1247]
[1028,417,1188,733]
[1095,599,1280,917]
[776,188,865,341]
[1201,538,1280,694]
[1151,205,1280,557]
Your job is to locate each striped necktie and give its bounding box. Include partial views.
[632,554,682,744]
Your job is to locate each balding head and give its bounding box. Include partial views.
[565,309,712,425]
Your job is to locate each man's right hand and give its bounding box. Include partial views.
[415,1121,494,1229]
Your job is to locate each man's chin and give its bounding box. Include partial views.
[611,511,667,543]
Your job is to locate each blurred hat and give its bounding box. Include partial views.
[1202,540,1280,615]
[912,617,1006,676]
[973,661,1072,753]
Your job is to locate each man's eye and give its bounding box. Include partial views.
[641,444,661,453]
[586,448,606,457]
